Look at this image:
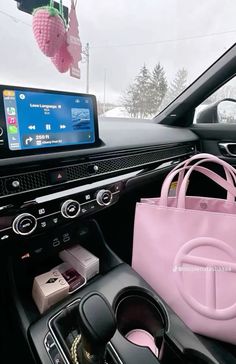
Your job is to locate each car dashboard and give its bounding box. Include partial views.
[2,90,230,364]
[0,117,197,244]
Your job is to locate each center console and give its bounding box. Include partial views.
[8,218,232,364]
[25,222,221,364]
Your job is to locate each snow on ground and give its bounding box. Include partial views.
[101,107,130,118]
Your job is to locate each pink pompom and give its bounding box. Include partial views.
[51,40,73,73]
[33,7,66,57]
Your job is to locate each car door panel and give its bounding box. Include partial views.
[191,124,236,167]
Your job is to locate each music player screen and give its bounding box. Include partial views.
[3,89,96,150]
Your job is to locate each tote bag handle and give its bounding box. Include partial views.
[177,158,236,208]
[170,153,235,202]
[160,163,236,207]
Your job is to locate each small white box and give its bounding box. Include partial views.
[32,269,69,314]
[59,245,99,281]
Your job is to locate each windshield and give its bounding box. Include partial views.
[1,1,236,119]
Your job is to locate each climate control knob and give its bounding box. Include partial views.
[96,189,113,206]
[12,213,37,236]
[61,200,81,219]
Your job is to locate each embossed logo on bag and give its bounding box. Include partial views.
[174,237,236,319]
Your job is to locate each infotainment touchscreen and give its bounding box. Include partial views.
[1,88,98,151]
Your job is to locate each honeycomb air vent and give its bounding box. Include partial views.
[66,146,191,180]
[0,144,194,197]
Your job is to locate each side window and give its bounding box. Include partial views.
[194,78,236,124]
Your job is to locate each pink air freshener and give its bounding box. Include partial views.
[67,0,82,79]
[52,37,73,73]
[33,0,66,57]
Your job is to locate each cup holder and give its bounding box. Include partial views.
[115,289,167,358]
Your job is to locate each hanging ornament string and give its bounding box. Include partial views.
[67,0,82,78]
[49,0,65,23]
[71,0,78,9]
[59,0,63,17]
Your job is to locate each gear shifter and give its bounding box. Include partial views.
[76,292,116,364]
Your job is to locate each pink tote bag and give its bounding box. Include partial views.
[132,154,236,344]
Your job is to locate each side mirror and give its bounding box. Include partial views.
[195,98,236,124]
[217,99,236,123]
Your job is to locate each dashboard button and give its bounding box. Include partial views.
[61,200,80,219]
[33,203,57,218]
[111,192,120,204]
[5,178,21,192]
[37,214,62,232]
[80,194,92,204]
[112,182,123,193]
[80,204,90,215]
[88,164,99,174]
[49,169,67,184]
[39,219,48,229]
[0,229,12,242]
[12,213,37,236]
[88,201,97,211]
[38,208,46,216]
[96,189,113,206]
[50,214,61,226]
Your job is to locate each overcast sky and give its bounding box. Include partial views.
[0,0,236,104]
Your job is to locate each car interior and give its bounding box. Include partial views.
[1,2,236,364]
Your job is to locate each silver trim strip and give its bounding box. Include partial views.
[107,342,123,364]
[0,149,193,199]
[0,226,11,233]
[219,142,236,157]
[35,170,143,204]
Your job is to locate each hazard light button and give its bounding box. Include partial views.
[49,169,67,184]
